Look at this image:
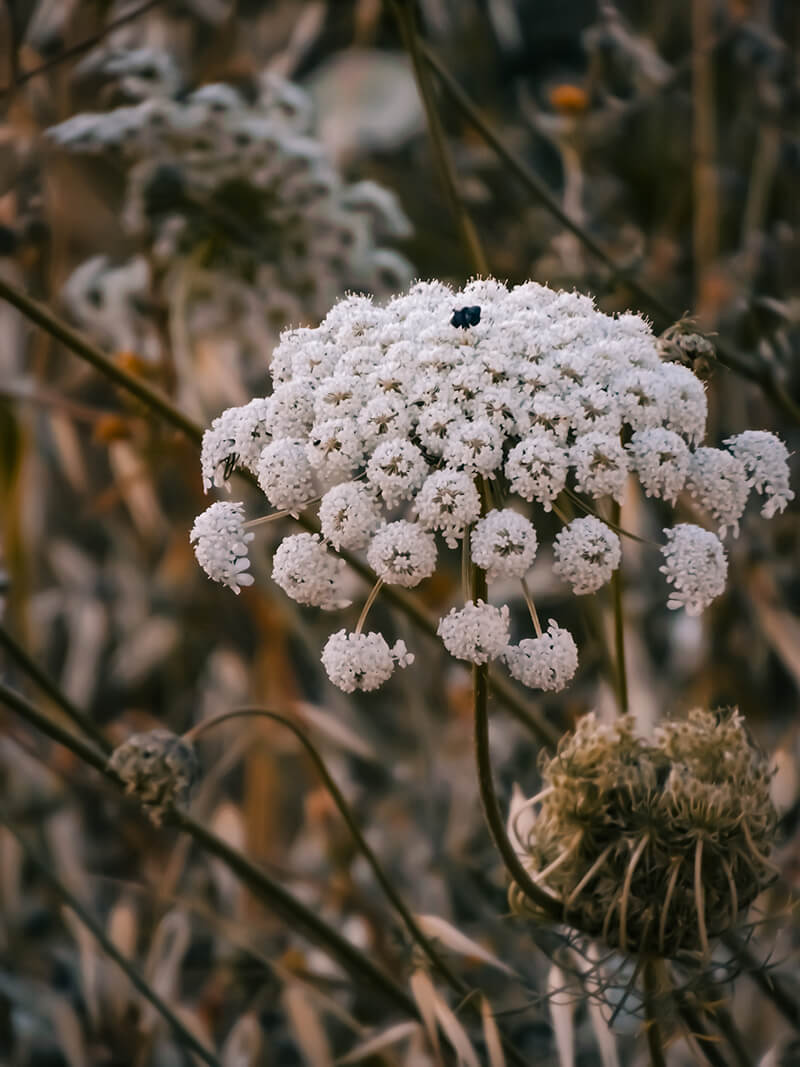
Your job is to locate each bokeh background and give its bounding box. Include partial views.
[0,1,798,1064]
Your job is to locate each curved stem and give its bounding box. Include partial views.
[0,682,415,1017]
[0,815,221,1067]
[185,709,462,989]
[185,708,531,1067]
[694,836,710,960]
[472,660,563,921]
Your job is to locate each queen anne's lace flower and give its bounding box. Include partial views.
[367,521,437,587]
[190,278,791,691]
[627,428,689,503]
[725,430,794,519]
[272,533,349,609]
[321,630,414,692]
[414,469,481,547]
[504,621,578,691]
[553,516,621,595]
[660,524,727,615]
[471,509,538,579]
[190,501,254,593]
[686,447,750,537]
[437,601,510,664]
[318,482,381,550]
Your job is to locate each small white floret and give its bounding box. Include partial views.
[321,630,414,692]
[504,620,578,691]
[660,523,727,615]
[190,501,254,594]
[471,509,538,580]
[553,516,621,595]
[437,600,510,664]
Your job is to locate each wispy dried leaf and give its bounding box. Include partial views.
[481,996,506,1067]
[283,983,335,1067]
[221,1012,262,1067]
[547,963,575,1067]
[431,988,481,1067]
[409,969,441,1064]
[337,1021,420,1064]
[415,914,517,976]
[294,701,376,761]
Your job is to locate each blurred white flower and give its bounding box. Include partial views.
[725,430,794,519]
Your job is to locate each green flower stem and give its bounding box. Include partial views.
[392,0,488,276]
[0,814,221,1067]
[186,707,531,1067]
[643,958,667,1067]
[0,623,111,753]
[610,501,629,715]
[418,40,800,425]
[0,273,559,748]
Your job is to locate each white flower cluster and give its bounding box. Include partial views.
[49,49,413,333]
[190,278,794,692]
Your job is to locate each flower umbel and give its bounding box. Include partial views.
[190,279,792,691]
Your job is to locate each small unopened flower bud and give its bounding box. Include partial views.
[108,729,199,825]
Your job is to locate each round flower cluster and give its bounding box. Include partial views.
[48,48,413,338]
[190,278,793,693]
[510,709,777,958]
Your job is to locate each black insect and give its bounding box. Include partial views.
[450,305,481,329]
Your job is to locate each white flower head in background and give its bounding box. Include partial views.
[190,278,793,692]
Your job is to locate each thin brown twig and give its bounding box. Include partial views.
[0,0,165,98]
[0,623,111,753]
[391,0,488,276]
[0,814,222,1067]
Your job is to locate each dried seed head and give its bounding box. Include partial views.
[511,709,777,959]
[108,729,199,825]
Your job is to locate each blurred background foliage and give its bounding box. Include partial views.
[0,1,798,1064]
